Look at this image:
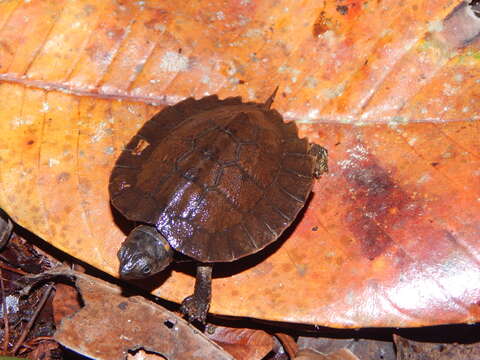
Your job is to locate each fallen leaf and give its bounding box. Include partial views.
[52,283,81,325]
[295,348,359,360]
[128,349,166,360]
[51,268,233,360]
[0,0,479,327]
[298,336,395,360]
[0,233,57,357]
[394,334,480,360]
[206,325,273,360]
[26,340,61,360]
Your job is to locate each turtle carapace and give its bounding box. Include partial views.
[109,89,328,323]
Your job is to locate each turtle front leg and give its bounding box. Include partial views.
[309,143,328,178]
[0,216,13,250]
[180,264,212,323]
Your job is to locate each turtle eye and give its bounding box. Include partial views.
[142,265,151,275]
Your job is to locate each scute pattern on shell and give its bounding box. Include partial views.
[109,95,315,262]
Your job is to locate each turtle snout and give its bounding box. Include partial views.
[118,250,157,279]
[119,258,137,279]
[118,247,143,279]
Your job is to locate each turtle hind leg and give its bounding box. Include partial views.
[309,143,328,178]
[180,264,212,324]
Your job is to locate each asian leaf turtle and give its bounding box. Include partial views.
[109,89,328,323]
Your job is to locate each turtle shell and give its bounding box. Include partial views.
[109,95,315,262]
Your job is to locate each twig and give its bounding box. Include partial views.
[275,332,298,359]
[0,263,28,276]
[17,336,55,355]
[24,336,55,345]
[1,269,9,353]
[12,283,54,355]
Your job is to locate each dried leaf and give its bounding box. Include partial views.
[295,348,359,360]
[128,349,167,360]
[207,325,273,360]
[52,283,81,325]
[53,269,233,360]
[394,334,480,360]
[0,233,57,356]
[0,0,479,327]
[298,336,395,360]
[27,340,61,360]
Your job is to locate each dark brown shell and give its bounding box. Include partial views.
[109,95,315,262]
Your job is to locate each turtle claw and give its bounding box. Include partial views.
[181,264,212,324]
[180,294,209,323]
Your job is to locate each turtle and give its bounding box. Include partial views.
[109,89,328,323]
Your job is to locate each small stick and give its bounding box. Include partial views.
[12,283,54,355]
[23,336,54,346]
[17,336,55,355]
[275,333,298,359]
[1,269,9,353]
[0,263,28,276]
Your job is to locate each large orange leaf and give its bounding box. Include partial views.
[0,0,479,327]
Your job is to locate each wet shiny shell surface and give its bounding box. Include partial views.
[109,95,315,262]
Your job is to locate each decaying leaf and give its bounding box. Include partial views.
[298,336,395,360]
[51,268,233,360]
[295,348,359,360]
[0,0,479,328]
[0,230,58,358]
[128,349,167,360]
[206,325,273,360]
[52,282,81,325]
[394,334,480,360]
[26,340,61,360]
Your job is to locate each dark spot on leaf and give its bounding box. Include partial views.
[342,144,422,260]
[431,162,439,167]
[0,41,14,55]
[135,64,144,74]
[83,4,95,16]
[164,319,175,328]
[27,140,34,145]
[311,226,318,231]
[57,172,70,183]
[312,11,332,37]
[336,5,348,15]
[118,301,128,310]
[105,28,125,41]
[144,10,169,30]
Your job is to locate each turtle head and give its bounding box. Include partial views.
[118,225,173,279]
